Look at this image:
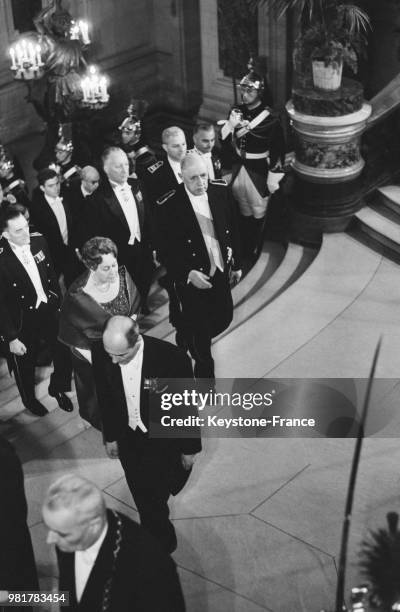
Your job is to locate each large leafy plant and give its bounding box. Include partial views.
[249,1,371,74]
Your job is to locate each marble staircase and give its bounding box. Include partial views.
[354,184,400,261]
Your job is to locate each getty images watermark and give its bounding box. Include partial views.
[159,388,315,430]
[147,378,400,438]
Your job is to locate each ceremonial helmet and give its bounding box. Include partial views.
[54,123,73,157]
[239,57,265,92]
[0,144,14,178]
[118,99,148,143]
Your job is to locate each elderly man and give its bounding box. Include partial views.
[86,147,153,312]
[192,123,222,180]
[43,473,186,611]
[156,153,242,378]
[92,316,201,553]
[64,166,100,249]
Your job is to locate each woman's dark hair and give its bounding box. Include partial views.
[80,237,118,270]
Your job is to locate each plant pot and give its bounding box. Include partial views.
[312,60,343,91]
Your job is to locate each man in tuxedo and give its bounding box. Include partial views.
[0,204,73,416]
[192,123,222,180]
[64,166,100,249]
[0,435,38,611]
[87,147,153,312]
[92,316,201,553]
[43,474,186,612]
[158,153,242,379]
[30,168,80,287]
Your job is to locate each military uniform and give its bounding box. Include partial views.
[0,233,72,409]
[221,104,285,217]
[157,180,241,378]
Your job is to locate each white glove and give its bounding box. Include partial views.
[228,109,242,129]
[267,171,285,194]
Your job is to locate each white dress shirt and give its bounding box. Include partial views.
[45,195,68,245]
[75,523,108,602]
[119,337,148,433]
[167,158,183,184]
[111,182,141,245]
[185,188,224,274]
[10,242,48,308]
[194,148,215,180]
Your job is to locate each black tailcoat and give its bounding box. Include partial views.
[92,335,201,549]
[56,509,186,612]
[0,435,38,612]
[30,188,79,285]
[86,177,153,298]
[0,234,71,402]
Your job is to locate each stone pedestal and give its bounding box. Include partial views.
[286,79,372,235]
[287,100,372,184]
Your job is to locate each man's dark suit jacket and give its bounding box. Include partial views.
[30,189,78,284]
[92,335,201,456]
[63,181,97,250]
[142,156,179,207]
[0,436,38,610]
[158,181,242,284]
[56,509,186,612]
[85,177,152,269]
[0,234,61,344]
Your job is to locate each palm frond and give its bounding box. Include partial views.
[339,4,371,34]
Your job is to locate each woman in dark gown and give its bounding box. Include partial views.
[59,236,140,428]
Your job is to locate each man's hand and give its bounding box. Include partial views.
[105,441,119,459]
[181,454,197,471]
[228,109,242,129]
[229,269,242,287]
[188,270,212,289]
[9,339,27,356]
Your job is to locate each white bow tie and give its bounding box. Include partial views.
[49,196,63,205]
[202,152,212,159]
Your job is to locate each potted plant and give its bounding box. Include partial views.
[251,0,371,91]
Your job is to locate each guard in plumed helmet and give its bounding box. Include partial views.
[51,124,81,190]
[111,100,156,179]
[220,58,286,260]
[0,144,30,209]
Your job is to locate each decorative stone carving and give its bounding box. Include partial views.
[286,100,372,183]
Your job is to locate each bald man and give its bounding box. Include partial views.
[43,473,186,611]
[156,152,242,378]
[91,316,201,553]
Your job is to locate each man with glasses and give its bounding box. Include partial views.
[220,62,286,260]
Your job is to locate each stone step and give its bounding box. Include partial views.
[355,206,400,258]
[213,233,382,378]
[377,185,400,215]
[217,243,316,342]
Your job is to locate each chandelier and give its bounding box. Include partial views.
[79,65,109,109]
[7,0,109,114]
[9,40,44,80]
